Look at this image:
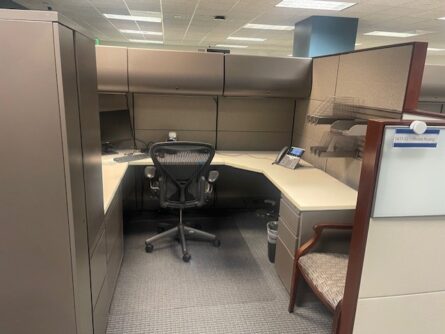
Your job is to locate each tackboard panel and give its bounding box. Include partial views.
[134,94,217,131]
[217,131,291,150]
[373,126,445,217]
[311,56,339,101]
[336,45,412,111]
[218,97,295,132]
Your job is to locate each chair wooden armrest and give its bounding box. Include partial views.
[288,223,353,315]
[295,224,353,260]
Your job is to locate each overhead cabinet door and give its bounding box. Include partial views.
[224,54,312,98]
[128,49,224,95]
[96,46,128,92]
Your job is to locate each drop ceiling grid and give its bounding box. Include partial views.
[12,0,445,61]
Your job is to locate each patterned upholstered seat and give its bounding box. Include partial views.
[298,253,349,310]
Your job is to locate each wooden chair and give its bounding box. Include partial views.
[288,224,353,334]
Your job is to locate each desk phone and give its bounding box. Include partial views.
[273,146,305,169]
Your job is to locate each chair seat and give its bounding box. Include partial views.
[298,253,348,310]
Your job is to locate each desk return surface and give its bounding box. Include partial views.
[101,151,357,213]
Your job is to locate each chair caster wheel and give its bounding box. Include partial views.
[182,253,191,262]
[145,244,154,253]
[213,239,221,247]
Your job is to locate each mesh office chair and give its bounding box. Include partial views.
[144,141,220,262]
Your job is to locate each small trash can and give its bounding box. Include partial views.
[267,221,278,263]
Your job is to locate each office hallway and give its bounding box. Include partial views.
[106,211,331,334]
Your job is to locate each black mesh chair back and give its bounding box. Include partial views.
[150,141,215,209]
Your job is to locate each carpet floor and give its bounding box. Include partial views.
[106,210,332,334]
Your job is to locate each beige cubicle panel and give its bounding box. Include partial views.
[335,45,413,112]
[96,45,128,92]
[133,94,217,145]
[217,97,294,150]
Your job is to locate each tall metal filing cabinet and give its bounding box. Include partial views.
[275,195,354,292]
[0,10,121,334]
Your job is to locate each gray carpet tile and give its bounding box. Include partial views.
[107,211,332,334]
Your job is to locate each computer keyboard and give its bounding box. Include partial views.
[113,153,149,163]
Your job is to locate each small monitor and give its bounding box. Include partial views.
[99,110,134,145]
[287,146,305,158]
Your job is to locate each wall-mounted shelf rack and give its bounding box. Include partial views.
[330,120,367,136]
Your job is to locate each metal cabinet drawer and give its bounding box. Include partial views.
[277,218,298,253]
[279,196,300,235]
[105,189,122,262]
[90,229,107,307]
[275,236,295,293]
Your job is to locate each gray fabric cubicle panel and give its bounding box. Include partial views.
[134,94,217,146]
[217,97,294,150]
[95,46,128,92]
[224,54,312,98]
[420,65,445,101]
[218,97,294,132]
[136,130,216,146]
[98,93,128,111]
[335,45,413,111]
[311,56,340,101]
[128,49,224,95]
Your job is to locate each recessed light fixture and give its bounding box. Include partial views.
[438,17,445,20]
[355,43,362,46]
[129,39,164,44]
[104,13,162,23]
[364,31,420,38]
[275,0,356,11]
[120,29,162,36]
[216,44,248,49]
[244,23,294,31]
[227,36,266,42]
[428,48,445,51]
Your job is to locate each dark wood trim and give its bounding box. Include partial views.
[338,119,445,334]
[313,42,422,59]
[403,42,428,112]
[403,109,445,120]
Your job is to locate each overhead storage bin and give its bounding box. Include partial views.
[128,49,224,95]
[224,54,312,98]
[96,46,128,92]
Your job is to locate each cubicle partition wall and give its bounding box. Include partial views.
[417,64,445,113]
[96,46,312,151]
[292,42,427,189]
[339,119,445,334]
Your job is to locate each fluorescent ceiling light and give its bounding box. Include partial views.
[244,23,294,31]
[276,0,356,11]
[120,29,162,36]
[227,36,266,42]
[364,31,419,38]
[216,44,248,49]
[428,48,445,51]
[129,39,163,44]
[103,13,162,23]
[355,43,362,46]
[438,17,445,20]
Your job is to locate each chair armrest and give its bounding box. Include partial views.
[144,166,159,191]
[144,166,156,179]
[295,224,353,260]
[208,170,219,183]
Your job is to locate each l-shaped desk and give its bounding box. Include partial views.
[101,151,358,295]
